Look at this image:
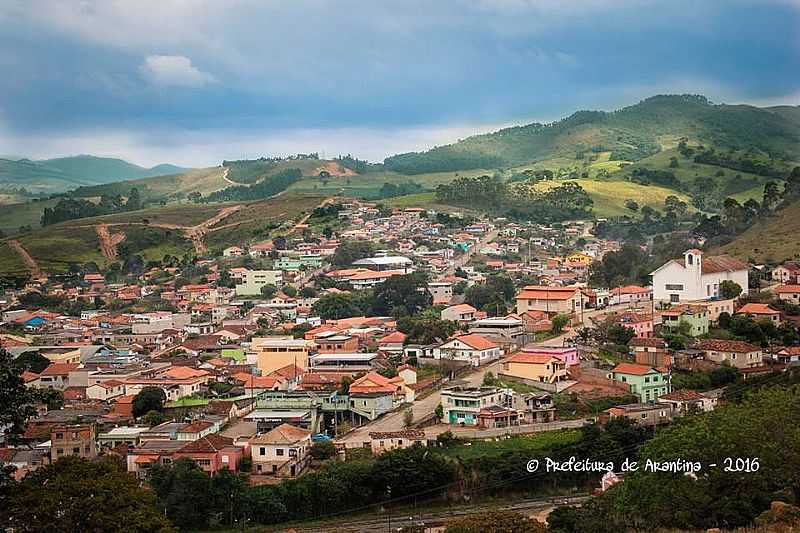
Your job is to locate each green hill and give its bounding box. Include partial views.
[0,155,189,196]
[383,95,800,174]
[716,199,800,263]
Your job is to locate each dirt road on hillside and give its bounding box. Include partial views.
[8,239,42,277]
[95,223,126,260]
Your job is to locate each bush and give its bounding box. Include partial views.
[309,440,337,461]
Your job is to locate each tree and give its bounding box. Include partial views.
[551,314,570,334]
[720,280,743,300]
[133,386,167,417]
[0,348,37,442]
[260,283,278,299]
[373,272,432,317]
[444,511,547,532]
[396,314,459,345]
[13,350,51,374]
[300,286,318,298]
[282,285,298,297]
[312,293,362,320]
[403,408,414,428]
[1,456,173,532]
[309,440,337,460]
[625,199,639,212]
[149,458,212,529]
[331,241,374,267]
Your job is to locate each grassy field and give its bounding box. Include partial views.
[17,226,105,271]
[439,429,582,461]
[58,203,224,228]
[716,200,800,263]
[0,198,59,235]
[288,167,492,199]
[0,242,29,276]
[531,179,693,217]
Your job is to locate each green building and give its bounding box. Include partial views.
[661,304,709,337]
[611,363,671,403]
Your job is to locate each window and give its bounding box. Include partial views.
[260,447,266,456]
[72,447,80,455]
[641,414,647,419]
[56,448,64,456]
[195,459,211,466]
[55,433,63,440]
[276,449,285,456]
[665,284,684,291]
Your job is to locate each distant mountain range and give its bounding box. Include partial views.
[383,95,800,174]
[0,155,189,195]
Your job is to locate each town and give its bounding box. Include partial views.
[2,2,800,531]
[2,192,800,531]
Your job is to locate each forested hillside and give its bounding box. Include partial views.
[384,95,800,174]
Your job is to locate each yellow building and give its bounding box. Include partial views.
[252,337,314,375]
[564,252,593,267]
[501,352,567,384]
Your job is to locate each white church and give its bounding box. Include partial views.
[651,249,748,303]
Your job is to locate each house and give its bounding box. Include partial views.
[377,331,406,357]
[172,435,243,475]
[772,261,800,284]
[127,440,187,478]
[601,403,674,427]
[51,424,97,462]
[611,363,671,403]
[253,337,314,375]
[516,285,583,316]
[86,380,125,401]
[428,281,453,305]
[651,249,748,303]
[660,304,709,337]
[348,372,399,419]
[501,352,568,387]
[176,420,216,441]
[440,386,511,426]
[38,363,80,390]
[517,393,556,424]
[736,303,782,325]
[235,270,283,296]
[658,389,716,414]
[223,246,244,257]
[352,255,414,273]
[775,284,800,304]
[314,332,359,353]
[468,316,525,347]
[440,303,478,324]
[250,423,312,478]
[628,337,671,368]
[368,429,426,455]
[609,285,652,306]
[610,311,654,338]
[433,334,501,367]
[694,339,763,369]
[770,346,800,365]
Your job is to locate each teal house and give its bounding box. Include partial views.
[611,363,671,403]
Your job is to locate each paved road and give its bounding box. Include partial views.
[296,494,591,532]
[336,301,643,446]
[338,357,507,447]
[447,228,499,275]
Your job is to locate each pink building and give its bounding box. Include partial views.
[515,346,579,367]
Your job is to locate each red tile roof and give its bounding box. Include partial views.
[737,303,780,316]
[612,363,661,375]
[450,333,498,351]
[774,285,800,294]
[40,363,80,376]
[695,339,761,353]
[701,255,748,274]
[507,352,557,365]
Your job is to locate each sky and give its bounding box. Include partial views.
[1,0,799,167]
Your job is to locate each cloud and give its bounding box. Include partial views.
[140,55,215,88]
